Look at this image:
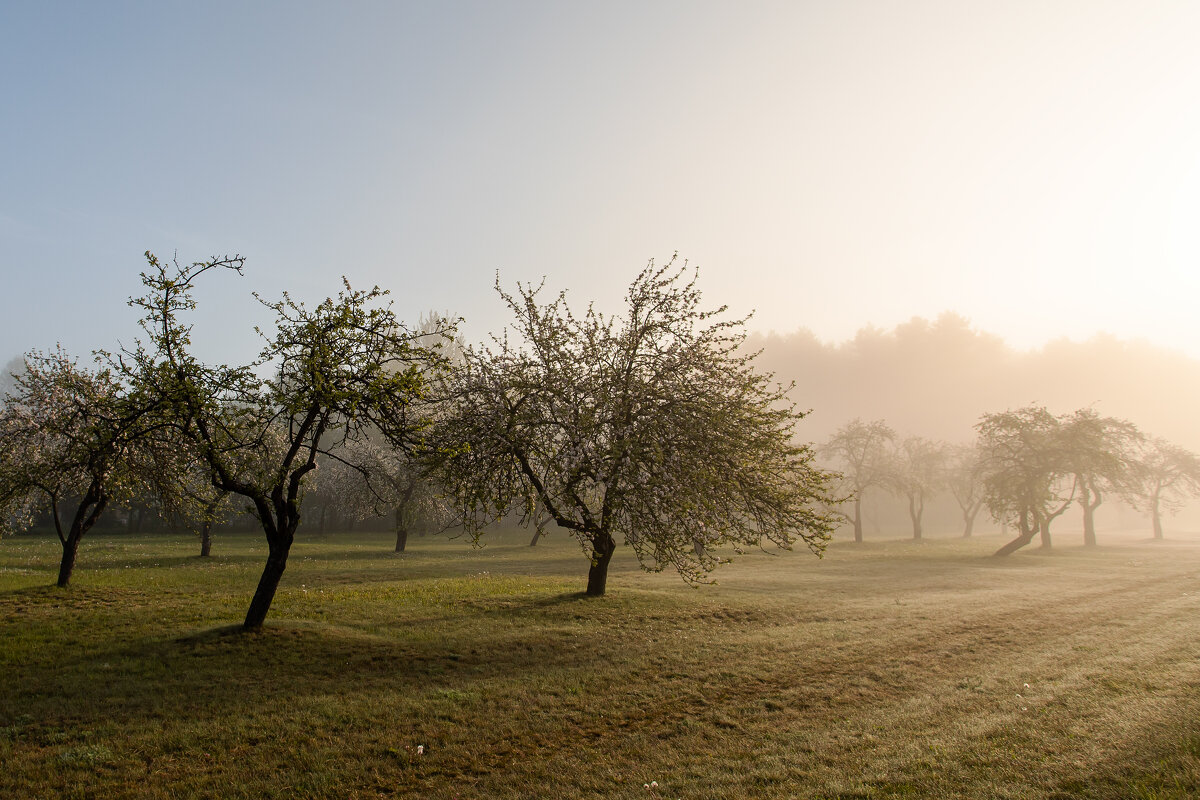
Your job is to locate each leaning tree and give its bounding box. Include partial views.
[977,406,1075,556]
[438,257,837,595]
[128,252,453,628]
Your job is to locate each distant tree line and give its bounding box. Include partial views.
[820,412,1200,555]
[748,314,1200,450]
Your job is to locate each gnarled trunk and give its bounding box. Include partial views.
[55,489,107,588]
[994,509,1036,557]
[57,531,83,588]
[244,544,291,629]
[243,492,302,629]
[585,531,616,596]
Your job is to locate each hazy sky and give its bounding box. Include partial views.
[3,1,1199,364]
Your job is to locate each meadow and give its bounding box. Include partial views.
[1,526,1198,799]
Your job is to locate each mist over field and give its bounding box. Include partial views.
[4,2,1200,797]
[751,314,1200,450]
[745,317,1200,538]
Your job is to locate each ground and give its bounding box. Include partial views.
[1,526,1198,799]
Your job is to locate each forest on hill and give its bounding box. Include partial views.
[749,312,1200,451]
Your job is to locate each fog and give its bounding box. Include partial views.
[747,313,1200,538]
[750,312,1200,450]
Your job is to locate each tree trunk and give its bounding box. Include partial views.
[1080,479,1100,547]
[244,543,291,629]
[394,507,409,553]
[1082,503,1096,547]
[1039,500,1071,550]
[852,496,863,543]
[1152,503,1164,539]
[994,529,1035,556]
[909,494,922,541]
[585,531,616,596]
[962,508,976,538]
[994,510,1036,557]
[55,491,106,588]
[199,492,224,557]
[528,496,548,546]
[200,519,213,557]
[57,530,83,588]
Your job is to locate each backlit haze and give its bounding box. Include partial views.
[3,1,1199,367]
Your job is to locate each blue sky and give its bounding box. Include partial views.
[4,1,1200,366]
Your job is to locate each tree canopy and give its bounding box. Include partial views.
[439,257,837,595]
[0,348,175,585]
[820,419,895,543]
[127,252,454,627]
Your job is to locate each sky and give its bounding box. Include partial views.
[3,0,1200,366]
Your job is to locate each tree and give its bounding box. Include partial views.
[128,252,452,628]
[0,349,174,585]
[1130,437,1200,539]
[375,452,454,552]
[821,419,895,543]
[1058,408,1141,546]
[319,440,455,552]
[976,407,1074,557]
[439,257,836,595]
[887,436,945,541]
[304,447,374,535]
[946,442,986,537]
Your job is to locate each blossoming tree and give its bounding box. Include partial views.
[439,257,837,595]
[0,349,176,586]
[128,252,453,628]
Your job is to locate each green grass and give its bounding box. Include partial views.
[2,527,1199,798]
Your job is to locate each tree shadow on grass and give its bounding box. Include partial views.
[0,603,624,740]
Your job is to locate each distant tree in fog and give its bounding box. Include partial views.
[1058,409,1142,546]
[977,407,1075,557]
[946,443,987,537]
[338,440,455,553]
[437,257,837,595]
[0,356,23,399]
[821,419,895,543]
[886,436,946,541]
[1130,437,1200,539]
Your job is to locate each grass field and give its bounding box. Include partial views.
[2,526,1199,799]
